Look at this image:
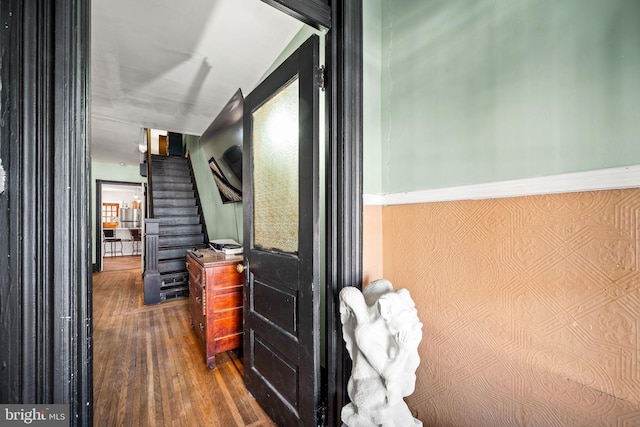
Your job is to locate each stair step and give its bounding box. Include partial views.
[153,174,191,184]
[160,224,203,235]
[154,198,196,208]
[159,286,189,302]
[160,272,189,288]
[159,234,206,247]
[152,155,187,163]
[154,206,199,216]
[156,216,201,226]
[152,163,189,174]
[152,170,190,179]
[154,164,188,173]
[153,182,193,192]
[153,190,195,199]
[158,246,204,261]
[158,247,188,261]
[158,259,189,274]
[153,157,188,166]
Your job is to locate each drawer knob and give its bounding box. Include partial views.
[199,323,204,331]
[236,264,246,273]
[195,296,202,304]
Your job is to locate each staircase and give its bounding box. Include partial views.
[144,155,207,304]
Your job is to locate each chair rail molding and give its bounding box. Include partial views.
[364,164,640,206]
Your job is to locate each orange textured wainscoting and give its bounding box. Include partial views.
[363,205,384,286]
[369,189,640,426]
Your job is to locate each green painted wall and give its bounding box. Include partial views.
[377,0,640,193]
[363,0,383,194]
[184,134,242,243]
[91,161,146,264]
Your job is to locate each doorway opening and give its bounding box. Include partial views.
[4,1,361,425]
[91,1,331,423]
[95,180,146,272]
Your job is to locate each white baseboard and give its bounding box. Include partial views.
[363,164,640,206]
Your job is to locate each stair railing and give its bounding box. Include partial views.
[187,152,209,241]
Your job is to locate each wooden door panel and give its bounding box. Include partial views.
[253,337,298,404]
[249,250,299,290]
[252,279,297,334]
[243,34,320,426]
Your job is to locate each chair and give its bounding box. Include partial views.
[129,228,142,255]
[103,228,123,257]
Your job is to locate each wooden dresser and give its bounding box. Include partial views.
[187,249,244,369]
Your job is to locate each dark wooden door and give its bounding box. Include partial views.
[242,35,321,426]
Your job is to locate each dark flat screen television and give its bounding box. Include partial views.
[200,89,243,203]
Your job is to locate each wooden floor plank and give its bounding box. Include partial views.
[93,267,275,426]
[102,254,142,272]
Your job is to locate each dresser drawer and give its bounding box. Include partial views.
[193,315,206,344]
[190,282,205,314]
[212,334,242,355]
[212,310,243,337]
[211,287,243,312]
[206,264,242,289]
[187,261,204,285]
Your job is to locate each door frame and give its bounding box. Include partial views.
[94,180,146,272]
[324,3,364,424]
[2,0,362,426]
[1,0,92,420]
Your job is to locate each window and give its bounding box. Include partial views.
[102,203,119,227]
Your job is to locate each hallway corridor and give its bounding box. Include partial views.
[92,267,275,426]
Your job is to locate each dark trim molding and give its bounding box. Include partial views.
[53,0,92,422]
[325,1,363,425]
[0,0,92,424]
[260,0,331,29]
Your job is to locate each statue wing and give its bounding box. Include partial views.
[339,287,367,359]
[362,278,393,306]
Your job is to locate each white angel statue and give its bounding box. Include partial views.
[339,279,423,427]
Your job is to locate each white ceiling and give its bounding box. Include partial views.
[91,0,303,166]
[102,183,144,205]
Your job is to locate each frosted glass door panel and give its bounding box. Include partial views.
[252,77,299,254]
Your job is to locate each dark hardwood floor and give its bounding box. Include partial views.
[93,266,276,426]
[102,255,142,272]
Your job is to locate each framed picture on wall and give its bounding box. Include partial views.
[209,156,242,203]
